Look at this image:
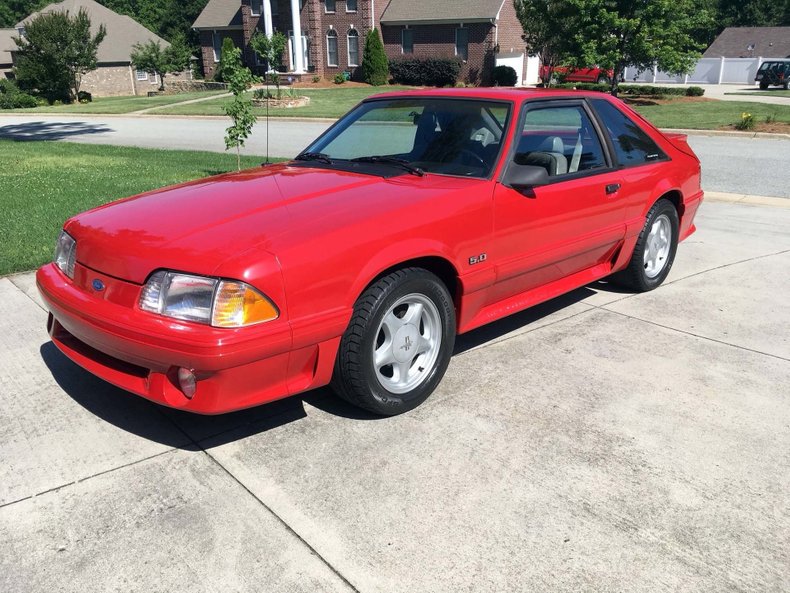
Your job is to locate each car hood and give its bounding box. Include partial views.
[66,164,406,284]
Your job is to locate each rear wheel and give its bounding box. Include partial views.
[331,268,456,415]
[612,198,679,292]
[760,81,769,90]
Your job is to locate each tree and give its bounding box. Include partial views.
[514,0,581,86]
[14,8,106,102]
[0,0,50,28]
[250,31,288,96]
[131,35,192,91]
[214,37,237,82]
[361,29,388,86]
[220,44,260,170]
[717,0,789,28]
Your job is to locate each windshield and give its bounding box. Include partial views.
[302,98,511,178]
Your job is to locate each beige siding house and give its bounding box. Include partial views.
[0,29,15,79]
[14,0,191,96]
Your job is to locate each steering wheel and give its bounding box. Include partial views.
[457,149,486,168]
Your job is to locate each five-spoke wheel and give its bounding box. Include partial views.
[332,268,455,415]
[612,198,679,291]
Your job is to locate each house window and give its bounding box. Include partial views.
[347,29,359,66]
[401,29,413,54]
[212,31,223,62]
[136,69,148,81]
[346,0,357,11]
[455,27,468,61]
[272,1,278,15]
[325,0,336,13]
[327,30,338,66]
[251,0,263,16]
[149,71,158,84]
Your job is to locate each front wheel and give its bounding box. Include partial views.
[759,81,769,90]
[331,268,456,415]
[612,198,679,292]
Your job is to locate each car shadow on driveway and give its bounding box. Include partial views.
[40,341,379,450]
[0,121,112,141]
[40,284,608,448]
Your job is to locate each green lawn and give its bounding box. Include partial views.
[724,90,790,98]
[156,86,415,119]
[0,140,277,275]
[6,91,227,115]
[631,100,790,130]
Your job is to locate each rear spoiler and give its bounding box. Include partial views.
[663,132,699,161]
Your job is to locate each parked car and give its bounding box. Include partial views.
[540,65,614,85]
[37,88,703,416]
[755,60,790,90]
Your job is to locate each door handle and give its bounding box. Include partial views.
[605,183,621,195]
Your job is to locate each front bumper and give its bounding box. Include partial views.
[37,263,337,414]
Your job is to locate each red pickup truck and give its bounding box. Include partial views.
[540,65,614,84]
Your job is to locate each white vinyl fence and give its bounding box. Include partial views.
[622,57,783,85]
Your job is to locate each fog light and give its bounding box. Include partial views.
[177,367,197,399]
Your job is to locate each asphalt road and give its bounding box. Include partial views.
[2,200,789,592]
[1,113,788,198]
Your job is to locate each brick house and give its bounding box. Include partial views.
[13,0,192,97]
[193,0,532,85]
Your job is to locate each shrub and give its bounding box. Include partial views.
[77,90,92,103]
[553,82,609,92]
[334,72,346,84]
[492,65,517,87]
[312,75,321,83]
[685,86,705,96]
[213,37,236,82]
[361,29,388,86]
[389,57,462,87]
[0,79,38,109]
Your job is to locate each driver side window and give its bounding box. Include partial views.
[516,105,606,178]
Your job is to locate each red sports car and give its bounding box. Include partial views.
[37,88,703,415]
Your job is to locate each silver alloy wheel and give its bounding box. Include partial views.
[643,213,672,278]
[373,293,442,395]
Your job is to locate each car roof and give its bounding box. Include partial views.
[366,87,619,105]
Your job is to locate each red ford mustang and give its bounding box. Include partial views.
[37,88,703,415]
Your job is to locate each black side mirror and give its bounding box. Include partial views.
[503,163,550,191]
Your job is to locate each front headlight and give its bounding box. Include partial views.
[139,271,279,328]
[54,230,77,279]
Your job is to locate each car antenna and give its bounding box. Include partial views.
[264,70,270,165]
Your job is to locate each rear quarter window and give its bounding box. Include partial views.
[591,99,666,167]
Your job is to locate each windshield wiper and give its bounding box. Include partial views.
[350,156,425,177]
[295,151,334,165]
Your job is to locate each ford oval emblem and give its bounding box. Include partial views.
[92,279,105,291]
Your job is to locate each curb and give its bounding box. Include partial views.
[661,128,790,140]
[704,191,790,208]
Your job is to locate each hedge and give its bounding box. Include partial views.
[388,57,462,87]
[552,82,705,97]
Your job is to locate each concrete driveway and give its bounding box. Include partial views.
[1,198,788,592]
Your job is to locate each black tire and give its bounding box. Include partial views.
[331,268,456,415]
[759,81,769,90]
[611,198,679,292]
[784,80,790,91]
